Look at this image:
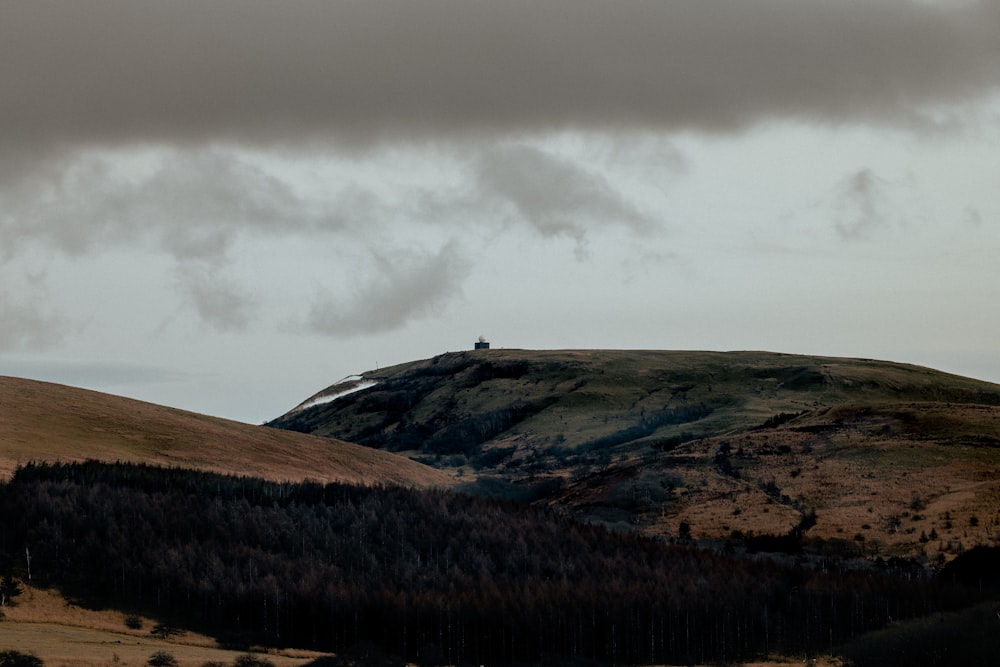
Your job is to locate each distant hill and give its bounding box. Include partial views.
[269,349,1000,559]
[0,376,451,488]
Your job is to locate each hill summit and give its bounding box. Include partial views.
[270,349,1000,460]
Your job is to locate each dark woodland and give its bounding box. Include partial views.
[0,461,992,665]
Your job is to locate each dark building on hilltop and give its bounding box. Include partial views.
[474,336,490,350]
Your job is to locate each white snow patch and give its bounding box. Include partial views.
[293,377,378,412]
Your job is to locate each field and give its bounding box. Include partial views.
[2,584,324,667]
[2,581,849,667]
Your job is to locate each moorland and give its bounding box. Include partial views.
[270,350,1000,563]
[4,349,1000,666]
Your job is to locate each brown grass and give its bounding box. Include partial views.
[2,583,325,667]
[613,402,1000,560]
[0,376,452,489]
[3,584,840,667]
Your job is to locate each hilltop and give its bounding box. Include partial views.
[0,376,451,488]
[270,349,1000,560]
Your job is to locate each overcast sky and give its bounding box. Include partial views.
[2,0,999,423]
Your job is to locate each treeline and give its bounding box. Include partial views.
[0,461,985,665]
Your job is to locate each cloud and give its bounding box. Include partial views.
[3,0,999,157]
[0,149,330,261]
[474,145,654,245]
[0,290,67,352]
[962,206,984,229]
[1,140,651,335]
[596,134,688,176]
[833,169,890,240]
[176,263,254,333]
[305,243,471,337]
[0,148,361,330]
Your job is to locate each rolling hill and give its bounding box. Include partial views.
[0,376,451,488]
[269,349,1000,560]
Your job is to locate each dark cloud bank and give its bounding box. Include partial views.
[3,0,999,154]
[2,0,998,347]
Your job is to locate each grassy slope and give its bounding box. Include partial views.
[0,376,445,666]
[2,584,845,667]
[2,584,324,667]
[0,376,452,488]
[275,349,1000,449]
[563,401,1000,556]
[272,349,1000,559]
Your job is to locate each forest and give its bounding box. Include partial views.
[0,461,993,666]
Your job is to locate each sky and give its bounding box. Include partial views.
[2,0,999,424]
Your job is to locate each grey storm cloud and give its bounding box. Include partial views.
[305,243,470,337]
[3,0,998,347]
[3,0,999,156]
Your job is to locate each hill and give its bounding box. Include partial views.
[0,376,451,488]
[269,349,1000,559]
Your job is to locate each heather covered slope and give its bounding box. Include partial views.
[0,376,451,487]
[554,401,1000,559]
[270,349,1000,558]
[270,350,1000,456]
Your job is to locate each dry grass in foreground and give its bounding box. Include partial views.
[3,583,851,667]
[1,583,324,667]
